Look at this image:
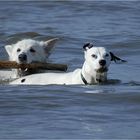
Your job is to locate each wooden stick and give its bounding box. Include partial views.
[0,61,68,72]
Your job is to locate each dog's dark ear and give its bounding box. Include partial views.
[110,52,127,63]
[83,43,93,51]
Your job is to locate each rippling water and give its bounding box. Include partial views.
[0,1,140,139]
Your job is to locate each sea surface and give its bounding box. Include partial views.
[0,1,140,139]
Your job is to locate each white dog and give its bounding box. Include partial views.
[10,43,126,85]
[5,38,58,78]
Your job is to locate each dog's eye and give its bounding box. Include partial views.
[30,48,36,53]
[91,54,97,59]
[17,48,21,52]
[105,53,109,57]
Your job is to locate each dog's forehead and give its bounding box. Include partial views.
[15,39,39,49]
[88,47,107,55]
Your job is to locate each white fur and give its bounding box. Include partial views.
[5,38,58,77]
[10,45,112,85]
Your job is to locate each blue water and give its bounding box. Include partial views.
[0,1,140,139]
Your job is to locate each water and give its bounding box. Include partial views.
[0,1,140,139]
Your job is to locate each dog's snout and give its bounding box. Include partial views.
[99,60,106,66]
[18,53,27,62]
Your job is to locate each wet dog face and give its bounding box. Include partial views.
[8,40,45,64]
[83,43,111,73]
[5,38,58,64]
[83,43,126,73]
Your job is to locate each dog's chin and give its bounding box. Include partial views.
[96,67,108,73]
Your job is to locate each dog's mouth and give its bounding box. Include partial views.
[96,67,108,73]
[18,68,38,77]
[17,68,28,77]
[18,61,38,77]
[18,61,28,72]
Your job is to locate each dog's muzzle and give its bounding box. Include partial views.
[18,53,27,63]
[96,67,108,73]
[97,59,108,73]
[99,60,106,66]
[18,53,28,76]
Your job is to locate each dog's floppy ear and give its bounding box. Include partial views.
[110,52,127,63]
[83,43,93,51]
[44,38,59,55]
[5,45,13,56]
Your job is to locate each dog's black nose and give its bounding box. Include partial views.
[99,60,106,66]
[18,53,27,62]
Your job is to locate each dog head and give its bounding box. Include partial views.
[5,38,58,64]
[83,43,126,73]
